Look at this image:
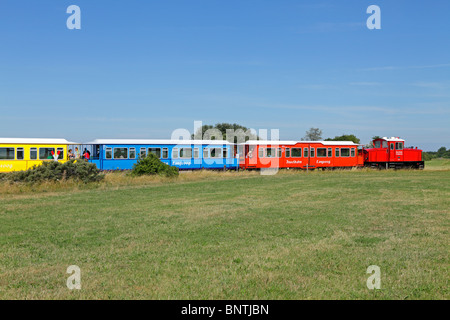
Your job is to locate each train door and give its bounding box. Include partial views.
[388,142,396,162]
[390,141,404,163]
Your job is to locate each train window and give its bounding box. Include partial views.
[291,148,301,157]
[335,148,340,157]
[223,148,228,159]
[278,148,282,158]
[303,148,309,158]
[328,148,332,157]
[317,148,327,157]
[341,148,350,157]
[382,141,388,148]
[390,144,394,150]
[140,148,146,158]
[129,148,136,159]
[148,148,161,158]
[162,148,168,159]
[266,148,276,158]
[180,148,192,158]
[17,148,24,160]
[310,148,315,158]
[0,147,15,160]
[351,148,355,157]
[374,140,381,148]
[30,148,38,160]
[172,148,179,159]
[285,148,290,158]
[396,142,403,150]
[114,148,128,159]
[210,148,222,158]
[105,148,112,159]
[57,148,64,160]
[259,148,264,158]
[39,148,55,160]
[194,148,199,159]
[203,148,209,158]
[106,148,112,159]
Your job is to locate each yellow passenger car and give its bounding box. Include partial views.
[0,138,78,173]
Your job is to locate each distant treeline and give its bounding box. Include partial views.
[423,147,450,161]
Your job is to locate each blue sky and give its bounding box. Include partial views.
[0,0,449,150]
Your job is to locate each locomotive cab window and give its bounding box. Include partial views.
[390,144,394,150]
[114,148,128,159]
[396,142,403,150]
[0,147,15,160]
[317,148,327,157]
[374,140,381,148]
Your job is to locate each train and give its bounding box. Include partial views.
[0,136,424,173]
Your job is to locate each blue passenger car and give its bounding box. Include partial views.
[85,139,238,171]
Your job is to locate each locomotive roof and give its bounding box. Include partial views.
[0,138,79,145]
[85,139,234,145]
[243,140,361,146]
[378,137,405,142]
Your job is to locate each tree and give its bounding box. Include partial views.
[436,147,447,158]
[191,123,258,143]
[325,134,360,144]
[366,136,382,148]
[303,128,323,141]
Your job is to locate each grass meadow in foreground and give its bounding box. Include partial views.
[0,164,448,299]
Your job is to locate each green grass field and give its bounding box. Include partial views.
[0,160,449,299]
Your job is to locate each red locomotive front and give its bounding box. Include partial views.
[364,137,424,169]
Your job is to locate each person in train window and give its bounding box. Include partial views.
[83,149,90,160]
[75,147,81,159]
[68,149,75,160]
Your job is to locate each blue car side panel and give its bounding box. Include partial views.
[89,143,238,171]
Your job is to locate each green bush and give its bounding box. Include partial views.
[2,160,104,184]
[131,154,179,177]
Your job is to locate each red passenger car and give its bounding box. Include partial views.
[363,137,424,169]
[239,140,363,170]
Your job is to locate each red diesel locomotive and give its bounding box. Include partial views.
[238,137,424,170]
[363,137,424,169]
